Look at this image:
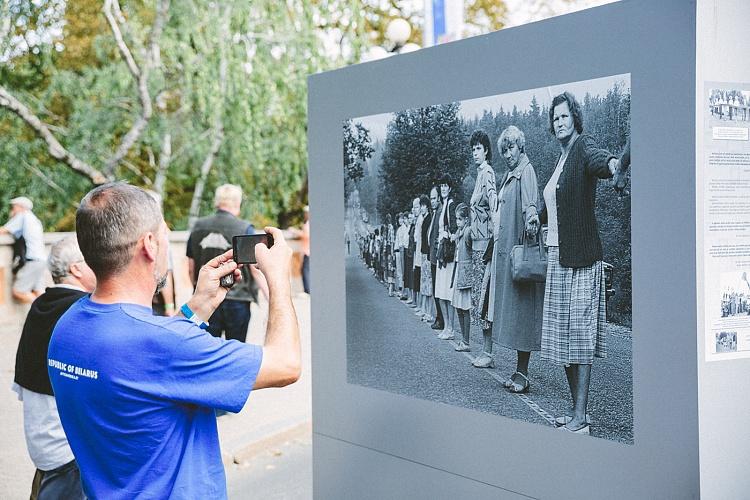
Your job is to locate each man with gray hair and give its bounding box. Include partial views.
[48,182,300,498]
[13,235,96,499]
[0,196,47,303]
[187,183,266,343]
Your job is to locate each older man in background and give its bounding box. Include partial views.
[187,184,267,343]
[0,196,47,303]
[13,235,96,499]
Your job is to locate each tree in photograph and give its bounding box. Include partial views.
[343,119,375,185]
[377,103,469,220]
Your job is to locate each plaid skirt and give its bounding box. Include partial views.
[541,247,607,365]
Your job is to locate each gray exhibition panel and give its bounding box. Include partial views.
[308,1,698,498]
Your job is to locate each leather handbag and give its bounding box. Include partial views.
[510,231,547,283]
[437,238,455,266]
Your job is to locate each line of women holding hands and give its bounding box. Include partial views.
[386,91,626,435]
[362,92,629,434]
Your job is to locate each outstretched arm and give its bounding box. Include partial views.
[612,137,631,195]
[251,227,301,389]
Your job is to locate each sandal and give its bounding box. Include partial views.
[508,372,529,394]
[503,372,520,389]
[558,423,590,435]
[554,414,591,427]
[454,340,470,352]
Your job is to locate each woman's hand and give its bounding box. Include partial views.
[608,157,620,176]
[525,215,539,238]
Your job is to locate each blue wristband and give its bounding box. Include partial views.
[180,303,209,330]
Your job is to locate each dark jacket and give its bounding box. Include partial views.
[428,203,442,265]
[187,210,257,302]
[540,134,615,268]
[420,212,431,256]
[15,286,87,395]
[407,222,416,258]
[442,198,457,235]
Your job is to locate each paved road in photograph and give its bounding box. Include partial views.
[346,248,633,444]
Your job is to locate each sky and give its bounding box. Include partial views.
[355,73,630,143]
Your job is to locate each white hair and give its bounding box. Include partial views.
[214,184,242,208]
[48,235,84,284]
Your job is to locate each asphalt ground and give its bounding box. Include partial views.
[346,250,634,444]
[226,426,312,499]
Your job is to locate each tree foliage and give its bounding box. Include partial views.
[0,0,328,229]
[343,119,374,185]
[376,103,469,221]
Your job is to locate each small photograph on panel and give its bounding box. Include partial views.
[344,74,632,444]
[719,271,750,318]
[715,332,738,353]
[707,88,750,123]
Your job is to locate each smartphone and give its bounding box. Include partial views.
[232,233,274,265]
[219,234,274,288]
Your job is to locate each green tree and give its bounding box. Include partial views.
[377,103,469,220]
[0,0,325,229]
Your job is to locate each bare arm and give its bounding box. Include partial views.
[252,227,301,389]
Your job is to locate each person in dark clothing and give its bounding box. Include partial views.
[13,235,95,500]
[428,186,444,330]
[187,184,268,343]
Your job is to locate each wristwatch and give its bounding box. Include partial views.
[180,303,209,330]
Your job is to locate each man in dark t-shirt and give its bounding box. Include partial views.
[187,184,267,343]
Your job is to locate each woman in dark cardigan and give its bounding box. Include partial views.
[534,91,622,435]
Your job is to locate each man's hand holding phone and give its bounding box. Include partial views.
[188,249,242,321]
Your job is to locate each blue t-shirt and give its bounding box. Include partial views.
[48,298,263,499]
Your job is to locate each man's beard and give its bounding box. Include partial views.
[154,271,168,295]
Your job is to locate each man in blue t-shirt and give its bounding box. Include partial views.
[48,182,301,499]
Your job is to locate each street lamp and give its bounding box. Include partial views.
[361,18,421,62]
[385,18,411,51]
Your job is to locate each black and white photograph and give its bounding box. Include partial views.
[716,332,738,353]
[344,74,633,444]
[708,88,750,122]
[719,271,750,318]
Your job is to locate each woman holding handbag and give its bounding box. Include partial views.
[434,174,457,340]
[489,126,545,393]
[534,92,621,434]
